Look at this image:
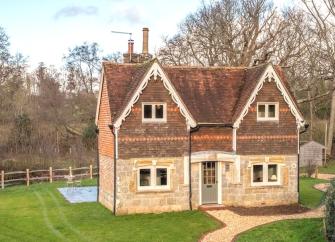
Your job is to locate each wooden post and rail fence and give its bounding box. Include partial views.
[1,165,97,189]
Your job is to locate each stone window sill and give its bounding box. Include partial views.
[249,184,283,188]
[136,189,172,194]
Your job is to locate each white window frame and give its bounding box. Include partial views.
[251,163,281,186]
[137,166,170,191]
[142,102,167,123]
[257,102,279,121]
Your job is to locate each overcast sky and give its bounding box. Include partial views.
[0,0,292,69]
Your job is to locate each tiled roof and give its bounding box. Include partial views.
[102,60,296,124]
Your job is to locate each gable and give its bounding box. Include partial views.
[233,64,304,128]
[117,75,189,159]
[113,61,196,128]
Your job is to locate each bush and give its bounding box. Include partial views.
[82,121,97,150]
[306,159,317,177]
[325,180,335,241]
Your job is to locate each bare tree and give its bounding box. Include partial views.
[302,0,335,155]
[158,0,291,67]
[64,42,101,93]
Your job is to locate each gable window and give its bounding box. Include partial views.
[142,103,166,122]
[257,102,279,121]
[251,163,280,186]
[138,166,170,191]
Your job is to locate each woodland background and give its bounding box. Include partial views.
[0,0,334,171]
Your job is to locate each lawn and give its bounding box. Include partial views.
[236,177,328,242]
[319,159,335,174]
[299,177,327,208]
[236,218,326,242]
[0,180,219,242]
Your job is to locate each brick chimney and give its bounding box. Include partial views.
[128,39,134,62]
[142,27,149,55]
[123,39,136,63]
[123,27,152,63]
[140,27,152,62]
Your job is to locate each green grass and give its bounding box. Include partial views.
[236,177,328,242]
[299,177,327,208]
[0,180,219,242]
[319,160,335,174]
[237,218,326,242]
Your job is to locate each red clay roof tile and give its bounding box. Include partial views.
[102,60,297,124]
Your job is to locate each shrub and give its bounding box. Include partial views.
[324,180,335,241]
[82,121,97,150]
[306,159,317,177]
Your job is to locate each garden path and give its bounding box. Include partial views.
[201,206,324,242]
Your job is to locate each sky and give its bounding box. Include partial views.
[0,0,291,69]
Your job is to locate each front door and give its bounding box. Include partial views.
[201,161,218,204]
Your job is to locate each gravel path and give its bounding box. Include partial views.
[201,178,330,242]
[313,173,335,180]
[314,183,330,192]
[201,206,324,242]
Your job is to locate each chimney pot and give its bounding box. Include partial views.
[142,27,149,55]
[128,39,134,55]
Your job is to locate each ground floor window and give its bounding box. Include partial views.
[138,166,170,191]
[251,163,280,186]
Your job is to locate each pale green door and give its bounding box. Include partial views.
[201,161,218,204]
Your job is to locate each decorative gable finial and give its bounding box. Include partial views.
[150,66,161,80]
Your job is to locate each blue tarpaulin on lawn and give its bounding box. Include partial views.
[58,186,97,203]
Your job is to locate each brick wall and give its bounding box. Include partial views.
[118,76,189,159]
[192,127,233,153]
[98,78,114,157]
[237,81,298,155]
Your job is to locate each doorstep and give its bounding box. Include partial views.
[199,204,226,211]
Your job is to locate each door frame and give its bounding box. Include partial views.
[198,161,222,205]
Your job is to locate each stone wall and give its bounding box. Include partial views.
[115,157,191,215]
[221,155,298,207]
[99,155,114,211]
[100,154,298,214]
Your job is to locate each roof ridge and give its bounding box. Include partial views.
[161,63,270,70]
[103,58,156,67]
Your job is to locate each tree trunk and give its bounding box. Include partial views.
[308,90,313,141]
[327,80,335,156]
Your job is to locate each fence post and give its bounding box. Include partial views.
[1,170,4,189]
[69,166,72,177]
[49,167,53,183]
[26,169,30,186]
[89,165,93,179]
